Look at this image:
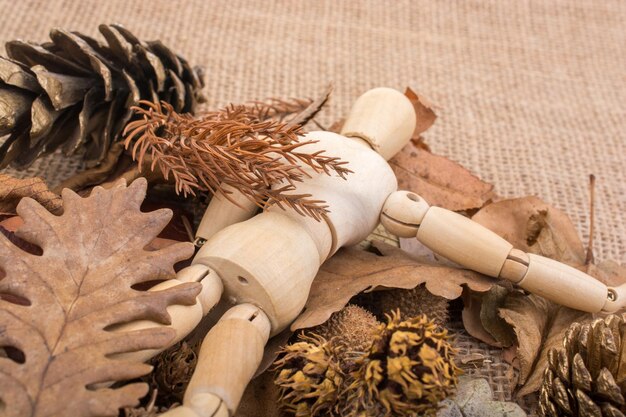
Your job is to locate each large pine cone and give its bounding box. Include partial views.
[0,24,204,168]
[539,315,626,417]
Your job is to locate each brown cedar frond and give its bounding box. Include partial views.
[241,84,333,127]
[123,100,351,220]
[245,97,312,123]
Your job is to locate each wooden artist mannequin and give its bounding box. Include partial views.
[120,88,626,417]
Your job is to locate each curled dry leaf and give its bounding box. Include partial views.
[461,290,501,347]
[401,87,437,139]
[0,178,200,417]
[0,173,62,215]
[498,293,589,397]
[291,240,496,331]
[478,285,516,348]
[389,141,495,212]
[404,87,437,139]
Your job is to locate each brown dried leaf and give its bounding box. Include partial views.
[0,178,199,417]
[585,260,626,287]
[479,285,517,348]
[461,290,501,346]
[0,173,62,215]
[498,293,589,397]
[404,87,437,138]
[235,371,282,417]
[389,142,495,212]
[472,196,585,265]
[291,241,496,330]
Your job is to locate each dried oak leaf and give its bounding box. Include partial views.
[291,241,496,330]
[0,173,62,215]
[389,141,495,212]
[0,178,199,417]
[471,196,585,265]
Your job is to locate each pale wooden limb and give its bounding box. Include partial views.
[381,190,619,314]
[195,184,259,245]
[517,254,607,312]
[416,206,513,277]
[380,190,430,237]
[160,393,229,417]
[181,304,271,416]
[110,266,223,363]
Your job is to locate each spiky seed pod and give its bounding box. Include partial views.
[0,24,204,169]
[150,340,200,404]
[310,305,380,356]
[274,335,345,417]
[345,312,461,417]
[376,285,450,325]
[539,315,626,417]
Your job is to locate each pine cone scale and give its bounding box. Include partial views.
[0,85,32,134]
[0,56,40,91]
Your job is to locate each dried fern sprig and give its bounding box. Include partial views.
[123,100,350,220]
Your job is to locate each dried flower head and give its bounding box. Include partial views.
[274,335,345,417]
[377,285,450,325]
[310,305,380,356]
[344,312,461,417]
[123,100,350,220]
[150,340,200,404]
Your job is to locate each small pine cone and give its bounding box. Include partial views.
[376,285,449,325]
[310,305,380,354]
[0,24,204,168]
[344,312,460,417]
[539,315,626,417]
[150,340,200,404]
[274,335,344,417]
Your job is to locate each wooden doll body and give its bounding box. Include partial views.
[155,87,626,417]
[160,88,417,416]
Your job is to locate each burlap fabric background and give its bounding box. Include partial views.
[0,0,624,411]
[1,0,623,263]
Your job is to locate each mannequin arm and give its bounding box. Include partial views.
[381,190,625,313]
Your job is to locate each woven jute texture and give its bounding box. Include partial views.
[0,0,624,412]
[1,0,623,263]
